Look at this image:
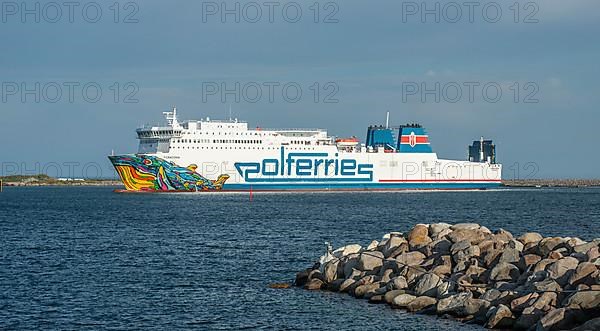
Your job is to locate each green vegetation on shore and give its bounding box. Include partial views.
[0,174,121,186]
[0,174,55,183]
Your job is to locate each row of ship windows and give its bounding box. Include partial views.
[140,131,272,137]
[138,131,180,138]
[182,132,269,136]
[171,146,317,150]
[174,139,263,144]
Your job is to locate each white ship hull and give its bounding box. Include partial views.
[157,147,501,190]
[109,109,502,191]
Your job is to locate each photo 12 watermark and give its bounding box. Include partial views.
[200,1,339,23]
[1,81,140,103]
[1,1,139,23]
[400,1,539,24]
[506,161,539,180]
[201,81,339,103]
[401,81,539,104]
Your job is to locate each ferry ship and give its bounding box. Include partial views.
[108,108,502,191]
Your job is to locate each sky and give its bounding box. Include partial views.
[1,0,599,179]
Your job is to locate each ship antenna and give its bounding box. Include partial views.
[163,106,179,128]
[172,106,178,128]
[386,111,390,129]
[229,104,232,122]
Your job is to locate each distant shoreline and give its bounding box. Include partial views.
[0,180,123,187]
[501,179,600,188]
[1,176,600,189]
[0,175,122,188]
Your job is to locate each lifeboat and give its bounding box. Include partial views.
[335,137,360,147]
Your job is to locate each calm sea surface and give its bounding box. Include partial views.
[1,187,599,330]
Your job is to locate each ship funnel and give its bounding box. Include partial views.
[468,138,496,163]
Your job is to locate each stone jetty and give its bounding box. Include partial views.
[295,223,600,330]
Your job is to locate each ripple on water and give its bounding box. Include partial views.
[1,186,599,329]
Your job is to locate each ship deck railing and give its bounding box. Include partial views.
[266,128,326,132]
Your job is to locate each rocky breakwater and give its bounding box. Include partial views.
[295,223,600,330]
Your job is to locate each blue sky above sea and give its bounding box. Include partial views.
[1,0,599,179]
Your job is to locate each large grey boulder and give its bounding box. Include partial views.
[404,266,427,284]
[518,232,543,246]
[450,223,480,231]
[486,304,515,329]
[353,283,381,298]
[430,238,452,255]
[546,256,579,285]
[537,237,566,257]
[490,262,520,282]
[510,293,539,312]
[568,262,598,286]
[573,239,600,253]
[429,223,451,238]
[496,248,521,265]
[532,279,561,293]
[448,229,487,245]
[436,291,472,315]
[342,254,360,278]
[518,254,542,271]
[357,251,384,271]
[380,268,394,283]
[562,291,600,310]
[481,288,502,303]
[395,251,426,267]
[387,276,408,290]
[406,296,437,312]
[382,235,408,258]
[515,293,557,328]
[323,260,340,283]
[483,248,503,268]
[492,228,514,244]
[587,246,600,262]
[565,237,587,251]
[534,258,557,273]
[332,244,362,258]
[434,228,454,241]
[339,278,356,292]
[461,298,491,318]
[509,239,524,252]
[384,289,407,304]
[413,273,443,297]
[535,307,579,331]
[392,293,417,308]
